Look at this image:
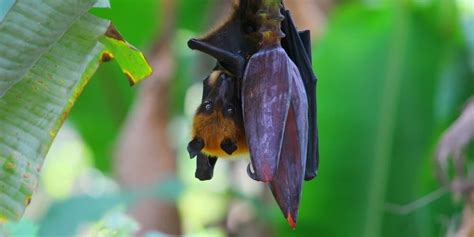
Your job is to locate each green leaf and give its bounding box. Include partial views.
[38,179,183,236]
[0,219,38,237]
[0,0,14,21]
[100,29,152,86]
[0,0,98,96]
[0,0,151,221]
[89,208,139,237]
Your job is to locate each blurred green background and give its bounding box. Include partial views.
[3,0,474,236]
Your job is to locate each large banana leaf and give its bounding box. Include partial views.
[0,0,151,221]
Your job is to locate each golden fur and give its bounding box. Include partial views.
[192,110,248,158]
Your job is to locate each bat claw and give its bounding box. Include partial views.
[220,139,237,155]
[187,138,204,159]
[246,162,260,181]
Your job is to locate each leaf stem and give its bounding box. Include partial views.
[253,0,285,47]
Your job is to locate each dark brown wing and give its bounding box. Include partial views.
[281,9,319,180]
[187,1,259,77]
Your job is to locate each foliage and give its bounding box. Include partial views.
[1,0,473,236]
[38,179,183,236]
[275,1,474,237]
[0,0,151,221]
[0,219,38,237]
[71,0,214,172]
[89,209,140,237]
[70,0,162,172]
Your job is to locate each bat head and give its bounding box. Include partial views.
[198,70,239,117]
[190,69,247,158]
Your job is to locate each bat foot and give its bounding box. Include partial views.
[246,162,260,181]
[195,154,217,181]
[220,139,237,155]
[187,138,204,159]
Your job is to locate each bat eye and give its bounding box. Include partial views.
[224,105,234,116]
[203,101,213,112]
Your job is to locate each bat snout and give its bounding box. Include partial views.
[220,139,238,155]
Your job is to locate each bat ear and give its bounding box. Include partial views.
[188,39,245,77]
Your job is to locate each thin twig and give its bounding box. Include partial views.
[384,187,449,215]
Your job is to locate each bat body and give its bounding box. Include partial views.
[188,68,248,180]
[187,0,319,227]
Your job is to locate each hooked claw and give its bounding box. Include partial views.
[246,162,260,181]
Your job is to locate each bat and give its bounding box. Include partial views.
[187,65,248,180]
[186,0,258,181]
[186,0,319,228]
